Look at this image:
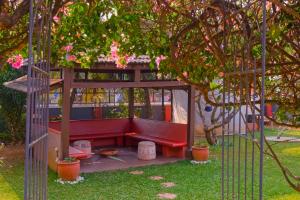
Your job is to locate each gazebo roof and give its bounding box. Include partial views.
[96,55,151,64]
[51,55,154,71]
[3,75,62,93]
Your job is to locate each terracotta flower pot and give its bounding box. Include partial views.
[192,146,209,161]
[57,159,80,181]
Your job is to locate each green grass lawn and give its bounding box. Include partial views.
[0,128,300,200]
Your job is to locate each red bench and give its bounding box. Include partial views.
[126,118,187,158]
[49,119,130,147]
[49,118,187,158]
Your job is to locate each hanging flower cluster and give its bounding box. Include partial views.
[7,54,24,69]
[155,55,167,69]
[53,2,74,24]
[62,44,77,62]
[110,41,119,59]
[110,41,135,69]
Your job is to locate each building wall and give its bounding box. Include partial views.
[172,90,255,138]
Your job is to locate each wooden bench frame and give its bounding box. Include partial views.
[49,118,187,159]
[125,119,187,158]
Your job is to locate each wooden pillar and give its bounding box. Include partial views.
[170,89,173,122]
[134,69,141,82]
[187,86,195,157]
[161,89,165,120]
[61,68,73,159]
[128,88,134,119]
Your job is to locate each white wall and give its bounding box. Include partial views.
[172,90,257,136]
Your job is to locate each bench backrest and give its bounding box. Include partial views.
[131,118,187,142]
[49,119,131,136]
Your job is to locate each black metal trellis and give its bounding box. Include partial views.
[24,0,52,199]
[221,0,267,199]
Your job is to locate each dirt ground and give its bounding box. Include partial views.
[0,144,24,167]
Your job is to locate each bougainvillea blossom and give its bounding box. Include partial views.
[155,55,167,68]
[62,44,73,52]
[7,54,24,69]
[66,55,77,62]
[53,16,60,23]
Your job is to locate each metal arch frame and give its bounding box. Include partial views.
[221,0,267,199]
[24,0,52,199]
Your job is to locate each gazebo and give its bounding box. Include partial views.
[45,56,195,171]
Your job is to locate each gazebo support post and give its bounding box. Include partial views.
[161,89,165,120]
[61,68,73,159]
[128,88,134,119]
[170,89,173,122]
[186,86,195,158]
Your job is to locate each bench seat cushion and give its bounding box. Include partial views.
[125,132,186,147]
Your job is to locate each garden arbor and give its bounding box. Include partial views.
[14,0,294,198]
[58,57,196,159]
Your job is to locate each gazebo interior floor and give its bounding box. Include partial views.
[80,147,183,173]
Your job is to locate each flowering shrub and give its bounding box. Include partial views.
[0,67,26,143]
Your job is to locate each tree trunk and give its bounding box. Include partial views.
[143,88,152,119]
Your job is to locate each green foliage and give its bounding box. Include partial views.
[0,109,6,133]
[0,67,26,143]
[63,157,77,163]
[106,103,129,119]
[194,139,209,147]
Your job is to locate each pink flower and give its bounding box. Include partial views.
[59,7,70,16]
[182,71,188,78]
[62,45,73,52]
[66,55,76,61]
[7,57,14,64]
[53,16,60,23]
[155,55,167,69]
[110,41,119,60]
[12,61,22,69]
[218,72,224,77]
[109,41,132,69]
[7,54,23,69]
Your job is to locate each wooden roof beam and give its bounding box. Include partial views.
[71,81,186,89]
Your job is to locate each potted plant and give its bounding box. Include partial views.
[192,140,209,161]
[57,157,80,181]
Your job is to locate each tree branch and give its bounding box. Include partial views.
[0,0,30,30]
